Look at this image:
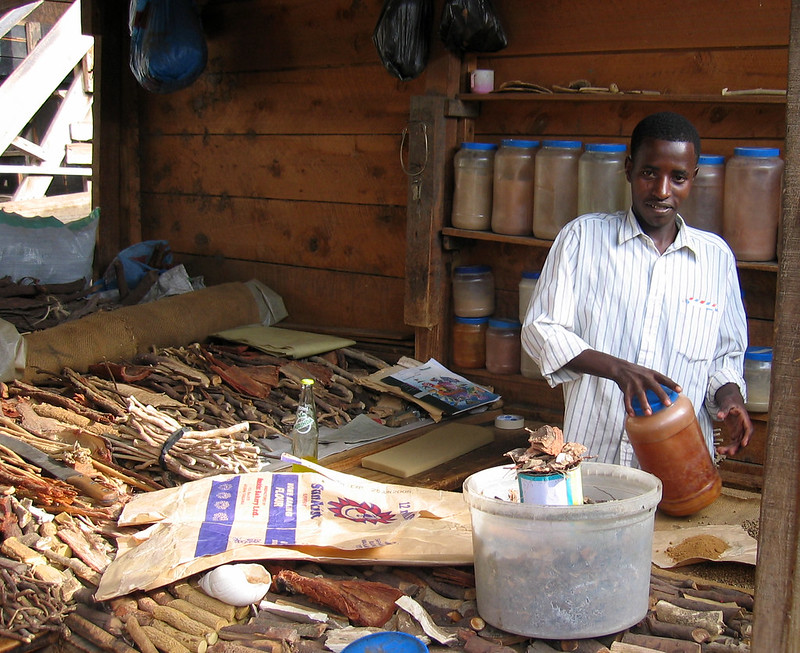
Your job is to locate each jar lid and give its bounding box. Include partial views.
[698,154,725,165]
[585,143,627,153]
[454,316,489,324]
[733,147,781,158]
[501,139,540,149]
[454,264,491,274]
[631,385,679,416]
[461,142,498,151]
[542,139,583,149]
[745,346,773,361]
[521,270,541,279]
[488,318,521,329]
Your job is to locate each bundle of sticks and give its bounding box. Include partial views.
[0,276,95,333]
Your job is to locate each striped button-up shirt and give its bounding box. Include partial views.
[521,210,748,466]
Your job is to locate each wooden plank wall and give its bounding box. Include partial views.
[129,0,427,342]
[93,0,789,478]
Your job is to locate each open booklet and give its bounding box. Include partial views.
[382,358,500,415]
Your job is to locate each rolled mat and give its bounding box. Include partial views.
[24,282,262,383]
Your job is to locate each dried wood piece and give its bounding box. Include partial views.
[10,381,113,424]
[55,523,111,573]
[150,618,210,653]
[36,543,103,585]
[621,632,702,652]
[684,586,754,611]
[150,604,217,639]
[218,621,324,641]
[64,613,139,653]
[171,581,237,621]
[644,614,710,643]
[74,604,125,637]
[167,598,231,631]
[654,600,723,636]
[209,642,277,653]
[275,569,403,627]
[125,615,160,653]
[142,624,193,653]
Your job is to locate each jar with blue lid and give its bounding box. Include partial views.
[723,147,784,261]
[680,154,725,235]
[577,143,629,216]
[625,386,721,516]
[452,316,488,369]
[744,346,772,412]
[491,139,540,236]
[452,142,498,231]
[452,264,494,317]
[485,318,521,375]
[533,140,583,240]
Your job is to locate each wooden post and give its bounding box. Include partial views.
[752,1,800,650]
[404,37,466,363]
[88,0,142,274]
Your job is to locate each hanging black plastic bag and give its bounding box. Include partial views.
[439,0,508,53]
[129,0,208,93]
[373,0,434,81]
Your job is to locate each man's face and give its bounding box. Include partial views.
[625,138,698,232]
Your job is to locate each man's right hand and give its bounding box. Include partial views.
[566,349,681,417]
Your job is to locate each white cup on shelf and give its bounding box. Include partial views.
[470,69,495,94]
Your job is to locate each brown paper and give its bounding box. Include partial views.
[652,524,757,568]
[96,464,473,600]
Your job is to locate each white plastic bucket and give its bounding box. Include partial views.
[463,462,662,639]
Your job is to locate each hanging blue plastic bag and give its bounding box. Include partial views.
[129,0,208,93]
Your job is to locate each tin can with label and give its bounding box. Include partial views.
[517,465,583,505]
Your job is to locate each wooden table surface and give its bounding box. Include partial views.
[321,409,543,491]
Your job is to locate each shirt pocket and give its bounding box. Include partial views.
[673,297,722,362]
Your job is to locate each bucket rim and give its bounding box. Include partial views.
[463,461,662,520]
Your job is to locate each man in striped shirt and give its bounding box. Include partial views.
[521,112,753,466]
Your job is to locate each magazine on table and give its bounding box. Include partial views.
[382,358,500,415]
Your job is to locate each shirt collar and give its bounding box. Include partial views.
[619,209,701,258]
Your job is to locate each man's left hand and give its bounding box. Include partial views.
[715,383,754,457]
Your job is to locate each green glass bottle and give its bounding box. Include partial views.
[290,378,319,472]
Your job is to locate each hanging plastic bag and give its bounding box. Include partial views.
[439,0,508,53]
[129,0,208,93]
[373,0,434,81]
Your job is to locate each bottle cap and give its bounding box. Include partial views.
[584,143,626,153]
[745,346,773,362]
[495,414,525,429]
[461,142,498,151]
[521,270,541,279]
[454,264,491,275]
[698,154,725,165]
[733,147,781,158]
[501,139,540,149]
[542,139,582,149]
[631,385,679,416]
[488,318,521,329]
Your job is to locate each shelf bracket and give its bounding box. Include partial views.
[446,98,481,119]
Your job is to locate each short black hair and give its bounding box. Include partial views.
[630,112,701,163]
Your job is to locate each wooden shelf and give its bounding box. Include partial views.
[441,227,779,272]
[455,92,786,105]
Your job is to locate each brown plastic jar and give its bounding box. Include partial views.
[485,318,521,375]
[624,387,721,516]
[491,139,539,235]
[723,147,784,261]
[452,316,488,369]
